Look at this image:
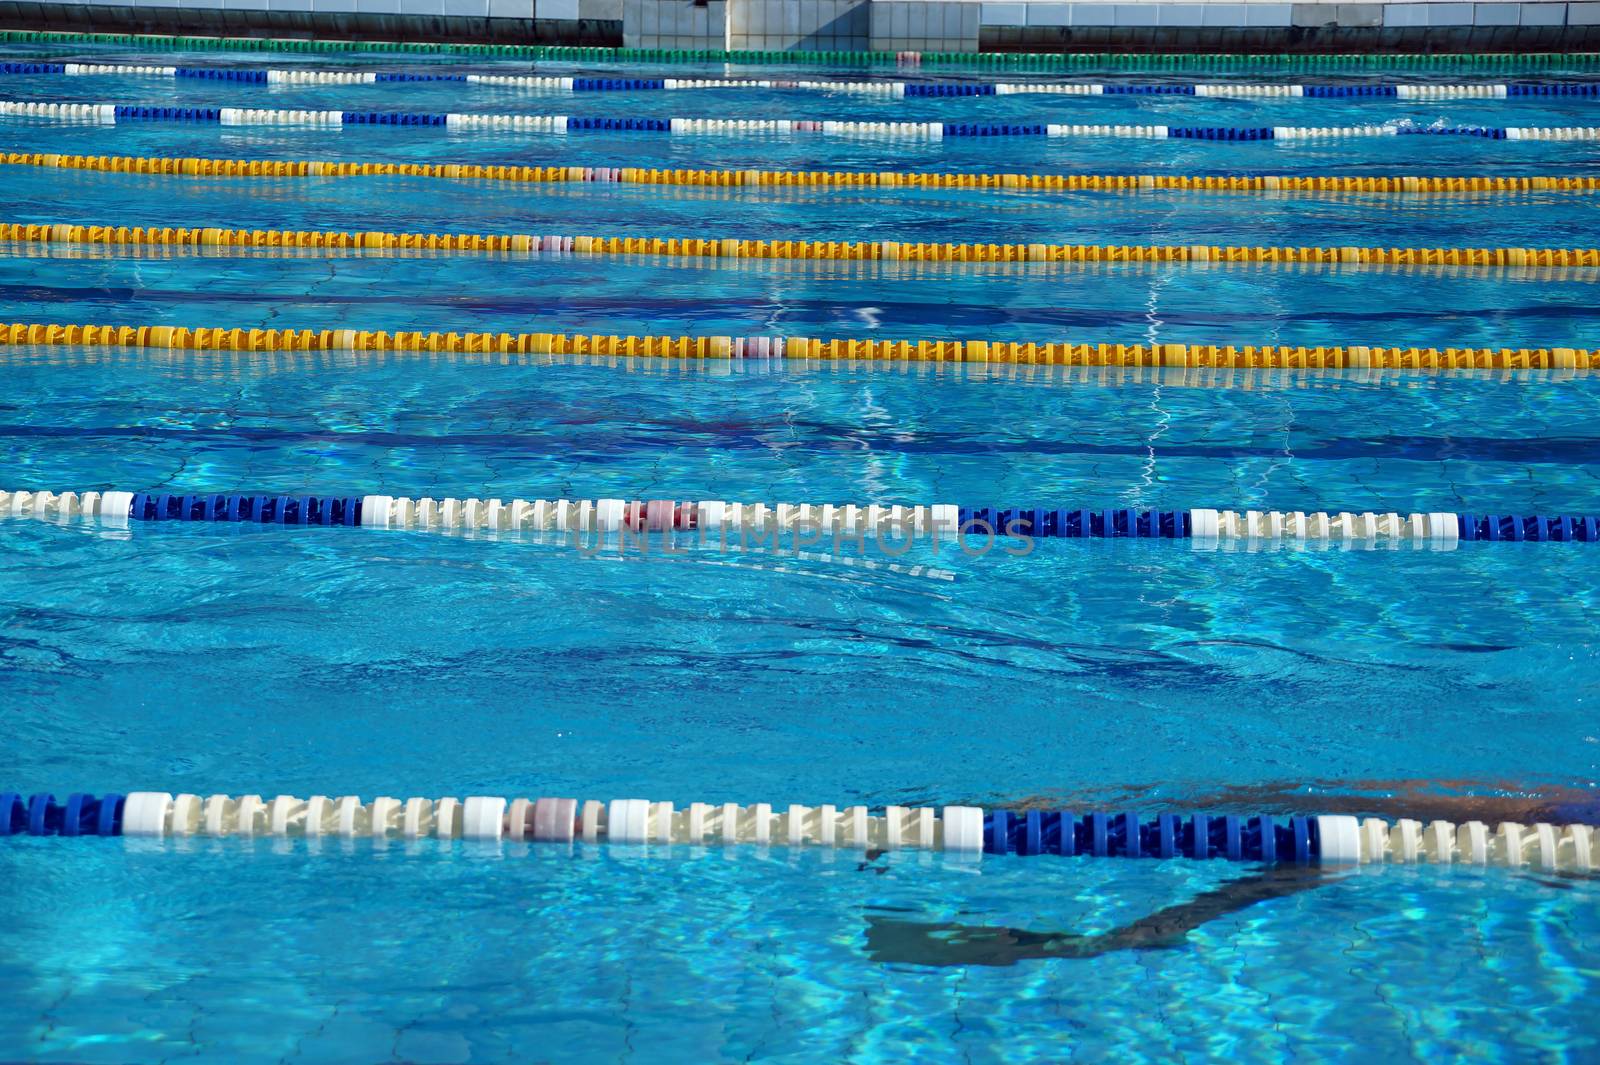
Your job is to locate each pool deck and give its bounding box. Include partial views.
[4,0,1598,54]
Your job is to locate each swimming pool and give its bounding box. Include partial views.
[2,37,1599,1063]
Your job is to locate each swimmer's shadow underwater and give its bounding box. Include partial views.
[859,864,1336,968]
[858,856,1600,968]
[857,780,1600,967]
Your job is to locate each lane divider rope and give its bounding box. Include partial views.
[11,245,1594,285]
[3,790,1595,871]
[6,489,1597,545]
[3,320,1597,372]
[3,101,1594,141]
[4,64,1598,101]
[6,345,1569,389]
[3,357,1588,394]
[4,30,1600,72]
[7,220,1598,269]
[7,150,1597,197]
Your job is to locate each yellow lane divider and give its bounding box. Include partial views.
[3,320,1595,370]
[6,221,1598,269]
[5,150,1599,197]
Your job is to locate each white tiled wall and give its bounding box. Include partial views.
[728,0,869,49]
[1519,1,1566,21]
[870,0,980,51]
[980,1,1026,22]
[624,0,726,47]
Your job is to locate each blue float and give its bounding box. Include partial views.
[341,110,448,126]
[373,72,468,82]
[905,83,996,96]
[1302,84,1398,97]
[1397,125,1507,138]
[0,62,67,74]
[567,116,672,131]
[1168,126,1275,141]
[942,123,1047,136]
[174,67,268,83]
[1104,83,1197,94]
[112,105,221,121]
[572,77,666,91]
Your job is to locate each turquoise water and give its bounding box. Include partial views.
[2,48,1599,1063]
[3,841,1597,1063]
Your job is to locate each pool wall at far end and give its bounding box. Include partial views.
[4,0,1600,54]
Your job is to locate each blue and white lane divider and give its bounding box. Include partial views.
[2,63,1598,100]
[3,790,1596,870]
[5,489,1600,544]
[3,100,1596,141]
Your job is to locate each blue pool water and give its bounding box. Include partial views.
[2,45,1599,1063]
